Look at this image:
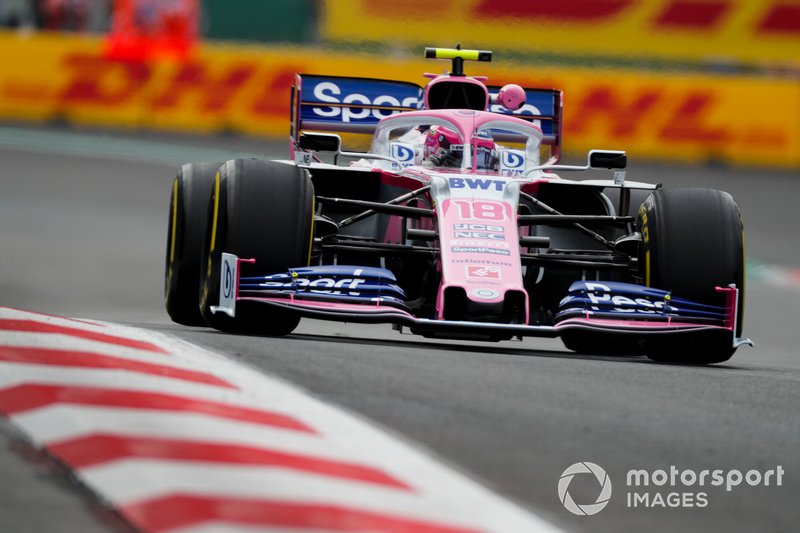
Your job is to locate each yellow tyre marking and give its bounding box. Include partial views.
[209,172,221,253]
[169,178,179,264]
[205,171,222,285]
[645,250,651,287]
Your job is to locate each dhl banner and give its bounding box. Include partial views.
[0,32,798,167]
[321,0,800,65]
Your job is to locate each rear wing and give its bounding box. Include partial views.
[291,74,422,137]
[290,74,563,160]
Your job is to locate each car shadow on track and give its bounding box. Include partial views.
[285,330,747,371]
[149,322,749,371]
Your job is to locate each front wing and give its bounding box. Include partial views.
[211,253,752,348]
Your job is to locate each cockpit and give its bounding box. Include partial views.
[370,109,544,176]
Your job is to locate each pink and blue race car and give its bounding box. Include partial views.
[165,47,751,364]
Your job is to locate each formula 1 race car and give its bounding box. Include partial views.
[165,47,752,364]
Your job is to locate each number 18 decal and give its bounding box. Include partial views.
[452,200,507,221]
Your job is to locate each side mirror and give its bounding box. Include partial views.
[298,133,342,152]
[588,150,627,169]
[495,84,526,111]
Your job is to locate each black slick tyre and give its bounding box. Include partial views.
[637,188,745,364]
[200,159,314,335]
[165,162,222,326]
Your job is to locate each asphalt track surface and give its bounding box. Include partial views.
[1,125,799,533]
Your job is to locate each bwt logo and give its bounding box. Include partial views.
[391,143,415,166]
[558,462,612,516]
[311,82,419,123]
[499,150,525,177]
[501,150,524,168]
[449,177,505,191]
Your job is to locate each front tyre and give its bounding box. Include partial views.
[638,188,745,364]
[200,159,314,335]
[165,162,221,326]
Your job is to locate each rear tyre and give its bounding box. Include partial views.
[637,188,745,364]
[165,162,222,326]
[199,159,314,335]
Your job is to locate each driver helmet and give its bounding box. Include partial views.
[423,126,497,170]
[423,125,461,167]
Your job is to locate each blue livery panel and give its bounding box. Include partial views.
[294,75,422,134]
[556,281,729,324]
[240,265,407,305]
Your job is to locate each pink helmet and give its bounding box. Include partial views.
[423,125,461,165]
[423,126,497,170]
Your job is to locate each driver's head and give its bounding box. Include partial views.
[423,125,498,170]
[423,125,461,167]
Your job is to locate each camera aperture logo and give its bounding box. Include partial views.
[558,462,784,515]
[558,462,612,516]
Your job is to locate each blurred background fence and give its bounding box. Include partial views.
[0,0,798,166]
